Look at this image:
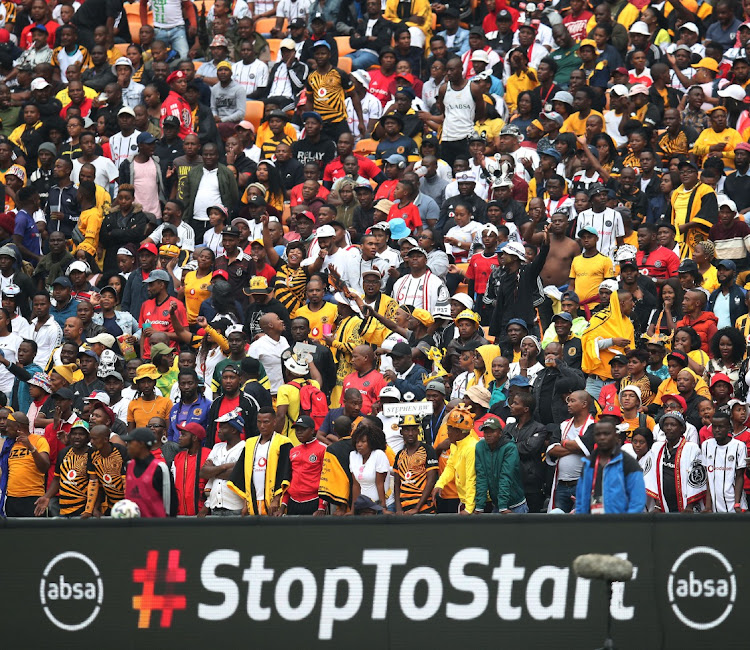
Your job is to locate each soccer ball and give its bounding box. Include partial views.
[111,499,141,519]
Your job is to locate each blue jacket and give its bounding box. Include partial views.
[392,364,429,401]
[708,284,746,329]
[575,450,646,514]
[437,27,469,56]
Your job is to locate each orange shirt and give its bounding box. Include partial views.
[7,434,50,497]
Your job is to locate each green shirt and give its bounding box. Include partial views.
[0,106,20,139]
[550,44,580,87]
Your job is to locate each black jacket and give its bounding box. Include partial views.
[205,393,259,448]
[349,16,393,54]
[262,59,309,99]
[504,418,548,493]
[532,363,585,425]
[487,244,549,337]
[437,194,488,232]
[709,284,747,329]
[99,206,153,275]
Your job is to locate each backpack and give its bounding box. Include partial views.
[289,380,329,429]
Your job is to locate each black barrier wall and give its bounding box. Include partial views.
[3,515,748,649]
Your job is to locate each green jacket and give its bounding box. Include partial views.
[182,163,240,224]
[475,434,526,511]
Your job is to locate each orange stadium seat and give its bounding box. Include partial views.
[245,100,265,131]
[255,17,284,36]
[354,138,377,155]
[334,36,354,56]
[337,56,352,73]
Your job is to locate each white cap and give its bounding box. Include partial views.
[117,247,134,257]
[226,324,245,336]
[450,293,475,310]
[718,195,738,212]
[379,385,402,399]
[279,38,297,50]
[118,106,136,117]
[629,84,649,97]
[30,78,50,91]
[284,354,309,375]
[679,22,700,34]
[629,21,650,35]
[66,260,90,275]
[718,84,748,102]
[86,333,116,348]
[84,390,111,405]
[619,385,642,403]
[112,56,134,75]
[316,225,336,238]
[610,84,629,97]
[455,170,476,183]
[599,279,620,292]
[471,49,490,63]
[502,241,526,260]
[352,69,371,87]
[482,224,499,236]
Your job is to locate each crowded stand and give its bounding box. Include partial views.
[4,0,750,519]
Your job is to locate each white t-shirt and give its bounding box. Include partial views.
[202,228,225,257]
[192,168,222,222]
[575,208,624,258]
[248,335,290,394]
[0,332,22,395]
[252,439,271,502]
[556,423,586,481]
[276,0,312,20]
[205,441,245,510]
[31,317,63,368]
[444,221,483,261]
[152,0,184,28]
[346,92,383,140]
[702,437,747,512]
[149,221,196,251]
[72,156,119,189]
[603,111,627,148]
[349,448,392,506]
[232,59,269,97]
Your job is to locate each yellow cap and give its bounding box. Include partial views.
[579,39,601,53]
[399,414,422,427]
[412,308,434,327]
[454,309,480,325]
[692,57,719,72]
[134,364,160,381]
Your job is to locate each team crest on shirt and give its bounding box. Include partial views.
[236,268,243,276]
[130,144,137,151]
[397,147,404,154]
[249,73,255,79]
[728,455,735,462]
[643,456,652,474]
[309,454,318,462]
[194,409,202,416]
[654,260,662,268]
[103,473,112,484]
[688,461,707,488]
[605,220,612,227]
[318,87,327,98]
[568,346,576,356]
[404,471,414,482]
[363,380,371,387]
[181,108,190,124]
[163,310,169,316]
[66,469,77,480]
[391,423,399,430]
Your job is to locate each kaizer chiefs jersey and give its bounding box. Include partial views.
[55,446,89,516]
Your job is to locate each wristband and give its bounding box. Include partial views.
[734,503,742,508]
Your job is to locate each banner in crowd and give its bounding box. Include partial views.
[2,516,744,648]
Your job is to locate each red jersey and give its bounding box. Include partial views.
[44,420,74,488]
[160,91,193,138]
[218,394,240,417]
[598,383,619,411]
[283,439,327,504]
[466,251,499,295]
[139,295,188,360]
[387,202,422,232]
[324,154,382,183]
[636,246,679,280]
[20,20,58,49]
[173,448,210,515]
[254,262,277,285]
[375,179,398,201]
[290,182,330,207]
[341,369,387,414]
[562,11,593,41]
[368,69,397,107]
[61,97,93,119]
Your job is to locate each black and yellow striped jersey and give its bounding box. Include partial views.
[394,443,439,512]
[261,132,295,161]
[0,1,16,28]
[305,67,354,124]
[55,446,89,517]
[87,443,127,512]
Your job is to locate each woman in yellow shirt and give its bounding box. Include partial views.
[693,241,719,293]
[692,106,744,169]
[178,247,215,324]
[296,277,338,341]
[127,364,174,429]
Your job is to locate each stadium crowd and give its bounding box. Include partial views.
[3,0,750,518]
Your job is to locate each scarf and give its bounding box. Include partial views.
[643,438,706,512]
[0,436,12,517]
[547,415,595,513]
[581,291,635,380]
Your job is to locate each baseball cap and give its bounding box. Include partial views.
[236,120,255,133]
[312,40,331,49]
[588,182,608,197]
[30,78,50,91]
[379,385,402,400]
[137,132,157,145]
[424,379,446,395]
[541,111,564,126]
[177,422,207,440]
[551,91,574,105]
[692,57,719,72]
[539,148,561,162]
[677,259,699,274]
[609,354,628,366]
[51,276,72,288]
[221,226,241,238]
[471,50,490,63]
[143,269,170,283]
[629,84,649,97]
[562,291,580,304]
[244,276,271,294]
[710,373,733,388]
[139,241,159,256]
[479,417,504,431]
[385,153,406,166]
[552,311,573,323]
[118,106,136,117]
[506,318,529,330]
[718,196,738,212]
[680,22,700,34]
[717,259,737,271]
[163,115,180,128]
[600,403,623,421]
[86,333,116,348]
[67,260,89,274]
[610,84,629,97]
[51,387,75,400]
[30,23,48,33]
[293,415,316,429]
[84,390,111,406]
[315,224,336,239]
[718,84,749,102]
[389,342,413,357]
[121,427,157,446]
[279,38,296,50]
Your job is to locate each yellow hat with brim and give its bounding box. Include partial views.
[412,308,435,327]
[454,309,480,325]
[399,414,422,427]
[134,364,160,381]
[579,39,601,54]
[692,57,719,72]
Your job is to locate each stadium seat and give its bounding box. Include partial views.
[354,138,377,155]
[113,43,129,57]
[193,60,202,71]
[255,17,284,36]
[245,100,265,131]
[334,36,354,56]
[267,38,280,61]
[337,56,352,73]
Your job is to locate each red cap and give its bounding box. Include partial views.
[600,403,623,421]
[710,372,733,388]
[139,241,158,255]
[212,269,229,281]
[0,29,10,44]
[297,210,317,224]
[662,394,687,411]
[177,422,206,440]
[166,70,186,84]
